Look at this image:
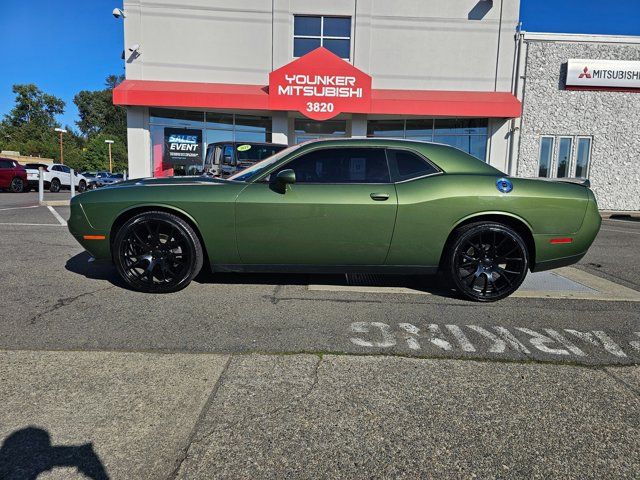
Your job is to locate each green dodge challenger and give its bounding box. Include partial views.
[68,138,601,301]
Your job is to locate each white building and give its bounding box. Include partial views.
[114,0,520,178]
[113,1,640,211]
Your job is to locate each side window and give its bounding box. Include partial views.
[222,145,234,165]
[537,137,554,178]
[0,159,11,169]
[51,165,59,172]
[274,148,390,184]
[387,149,438,182]
[575,137,591,178]
[556,137,572,178]
[62,165,71,173]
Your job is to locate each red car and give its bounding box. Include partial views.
[0,158,27,192]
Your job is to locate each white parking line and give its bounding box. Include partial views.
[0,223,63,227]
[47,205,67,226]
[0,205,40,211]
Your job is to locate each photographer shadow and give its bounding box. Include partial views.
[0,427,109,480]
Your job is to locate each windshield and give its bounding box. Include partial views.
[236,144,286,163]
[228,143,301,182]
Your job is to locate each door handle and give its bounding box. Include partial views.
[370,193,390,201]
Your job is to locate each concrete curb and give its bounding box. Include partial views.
[600,210,640,219]
[39,200,70,207]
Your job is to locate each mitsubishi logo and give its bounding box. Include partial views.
[578,66,592,79]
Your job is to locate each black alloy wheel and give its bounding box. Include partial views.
[10,177,24,193]
[446,222,529,302]
[113,211,204,293]
[49,178,61,193]
[78,180,87,192]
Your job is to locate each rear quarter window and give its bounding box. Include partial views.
[387,149,439,182]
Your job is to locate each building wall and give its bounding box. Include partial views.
[517,40,640,211]
[122,0,518,92]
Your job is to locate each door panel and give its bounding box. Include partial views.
[235,183,398,265]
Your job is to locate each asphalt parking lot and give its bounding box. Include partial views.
[0,190,639,478]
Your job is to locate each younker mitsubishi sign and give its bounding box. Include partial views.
[566,59,640,90]
[269,47,372,120]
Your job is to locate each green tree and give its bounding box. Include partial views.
[80,133,128,172]
[74,75,127,140]
[4,84,64,127]
[0,84,68,160]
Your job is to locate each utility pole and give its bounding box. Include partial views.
[105,139,114,173]
[54,128,67,164]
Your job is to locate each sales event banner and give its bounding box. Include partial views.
[269,47,372,120]
[566,59,640,90]
[164,128,202,165]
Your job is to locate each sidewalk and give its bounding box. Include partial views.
[0,352,638,479]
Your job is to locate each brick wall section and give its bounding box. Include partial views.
[517,40,640,211]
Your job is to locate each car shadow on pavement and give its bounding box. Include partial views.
[0,427,109,480]
[65,252,127,289]
[65,251,460,299]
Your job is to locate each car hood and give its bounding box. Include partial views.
[105,175,233,188]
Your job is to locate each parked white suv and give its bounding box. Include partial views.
[41,164,88,193]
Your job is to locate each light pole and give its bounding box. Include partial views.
[105,139,114,173]
[54,128,67,164]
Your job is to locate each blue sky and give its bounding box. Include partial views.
[0,0,124,129]
[520,0,640,35]
[0,0,638,130]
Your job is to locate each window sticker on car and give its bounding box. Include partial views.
[237,144,252,152]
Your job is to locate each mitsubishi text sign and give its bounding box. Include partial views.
[566,59,640,90]
[269,47,372,120]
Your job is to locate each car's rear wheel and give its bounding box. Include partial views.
[49,178,61,193]
[113,211,203,293]
[78,180,87,192]
[445,222,529,302]
[10,177,24,193]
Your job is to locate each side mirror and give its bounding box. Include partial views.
[275,169,296,185]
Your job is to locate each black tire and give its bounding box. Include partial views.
[10,177,25,193]
[78,180,87,193]
[444,222,529,302]
[49,178,61,193]
[113,211,204,293]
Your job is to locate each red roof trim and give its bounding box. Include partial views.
[113,79,521,118]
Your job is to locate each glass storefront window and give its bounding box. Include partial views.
[366,120,405,138]
[149,108,204,126]
[205,112,234,130]
[434,118,487,135]
[150,109,272,176]
[367,118,488,161]
[405,119,433,138]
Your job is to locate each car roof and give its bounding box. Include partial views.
[290,138,503,176]
[209,141,287,147]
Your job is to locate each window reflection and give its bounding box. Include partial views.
[150,109,273,176]
[538,137,553,178]
[366,118,488,161]
[556,138,572,178]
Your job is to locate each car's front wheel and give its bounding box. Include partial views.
[444,222,529,302]
[113,211,204,293]
[78,180,87,192]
